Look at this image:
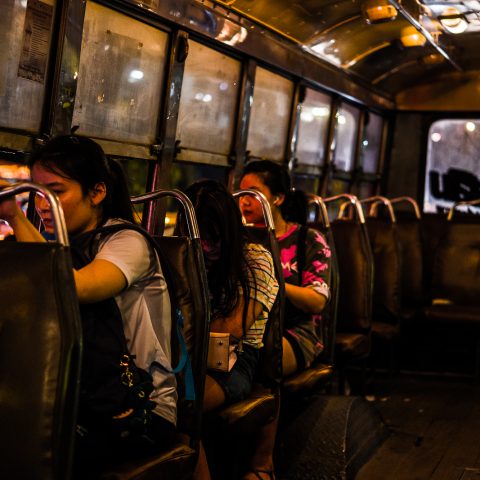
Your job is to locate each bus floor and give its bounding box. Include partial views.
[356,373,480,480]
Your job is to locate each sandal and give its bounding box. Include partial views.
[249,470,275,480]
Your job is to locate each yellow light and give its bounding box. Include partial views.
[363,1,397,24]
[400,26,427,47]
[466,122,476,132]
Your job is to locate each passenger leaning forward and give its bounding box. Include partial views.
[0,135,177,473]
[182,180,278,480]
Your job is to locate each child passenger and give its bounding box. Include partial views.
[0,135,176,470]
[182,180,278,480]
[239,160,331,480]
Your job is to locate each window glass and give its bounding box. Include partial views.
[360,112,383,174]
[247,67,293,161]
[172,162,228,192]
[72,2,167,144]
[117,157,150,221]
[292,174,320,196]
[355,181,377,200]
[424,119,480,213]
[296,89,331,168]
[0,0,55,132]
[332,102,360,172]
[176,41,241,157]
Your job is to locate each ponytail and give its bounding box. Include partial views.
[103,158,134,223]
[281,189,308,225]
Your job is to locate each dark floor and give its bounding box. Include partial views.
[356,374,480,480]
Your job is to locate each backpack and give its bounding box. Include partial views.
[70,222,189,438]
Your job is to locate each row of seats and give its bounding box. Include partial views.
[2,182,478,480]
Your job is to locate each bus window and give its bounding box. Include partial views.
[292,174,320,196]
[332,102,360,173]
[176,40,241,160]
[0,0,55,132]
[247,67,294,161]
[72,1,168,146]
[296,88,331,173]
[360,112,383,175]
[424,119,480,214]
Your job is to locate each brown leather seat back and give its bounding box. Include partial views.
[431,218,480,305]
[365,218,402,324]
[421,213,448,298]
[0,242,82,480]
[395,216,424,308]
[246,227,285,385]
[330,219,374,334]
[153,236,210,439]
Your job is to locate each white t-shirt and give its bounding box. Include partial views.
[94,219,177,426]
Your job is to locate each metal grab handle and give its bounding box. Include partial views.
[0,182,69,246]
[390,196,421,220]
[323,194,366,224]
[360,196,396,223]
[307,194,330,229]
[131,189,200,238]
[447,198,480,221]
[233,189,275,231]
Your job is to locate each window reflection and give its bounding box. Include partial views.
[0,0,54,132]
[360,112,383,174]
[176,40,241,158]
[332,102,360,172]
[247,67,294,161]
[292,174,319,195]
[296,89,331,169]
[72,2,167,145]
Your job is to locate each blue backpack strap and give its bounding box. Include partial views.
[151,308,195,401]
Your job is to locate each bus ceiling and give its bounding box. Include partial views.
[211,0,480,110]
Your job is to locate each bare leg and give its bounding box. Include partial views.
[202,375,227,412]
[282,337,298,377]
[193,441,212,480]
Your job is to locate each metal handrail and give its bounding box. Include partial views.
[360,195,396,223]
[447,198,480,221]
[233,189,275,231]
[131,189,200,238]
[390,196,421,220]
[0,182,69,246]
[323,193,366,224]
[307,194,330,229]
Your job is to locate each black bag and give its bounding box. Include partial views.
[70,224,159,437]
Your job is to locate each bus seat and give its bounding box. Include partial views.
[365,218,402,371]
[330,218,374,392]
[282,223,339,395]
[395,213,425,313]
[100,191,210,480]
[422,216,480,377]
[0,241,82,480]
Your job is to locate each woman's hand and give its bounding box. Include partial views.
[0,179,22,224]
[285,283,326,314]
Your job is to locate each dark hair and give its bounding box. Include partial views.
[242,160,307,225]
[182,180,254,333]
[29,135,134,224]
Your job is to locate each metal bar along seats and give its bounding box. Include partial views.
[0,183,82,480]
[324,194,374,393]
[99,189,210,480]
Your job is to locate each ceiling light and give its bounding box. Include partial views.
[362,0,398,24]
[439,7,468,34]
[400,26,427,47]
